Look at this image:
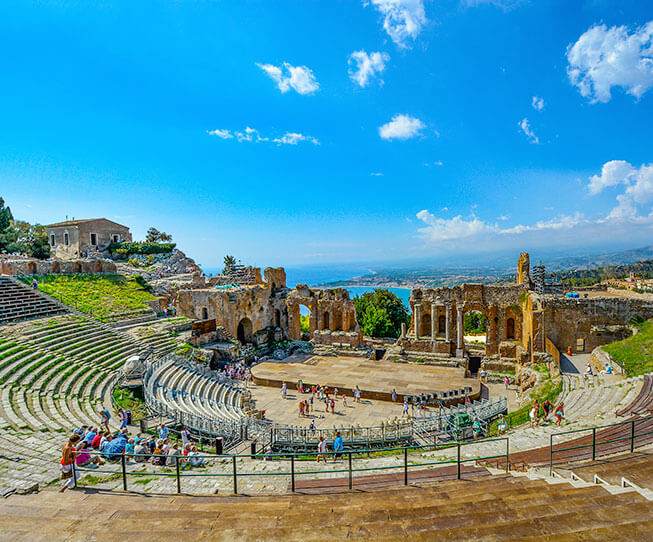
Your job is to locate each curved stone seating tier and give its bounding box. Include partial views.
[0,276,67,324]
[617,375,653,417]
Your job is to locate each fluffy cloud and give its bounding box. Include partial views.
[567,21,653,103]
[531,96,545,111]
[348,50,390,87]
[256,62,319,95]
[208,127,319,146]
[367,0,427,49]
[518,118,539,144]
[379,114,425,140]
[588,160,653,220]
[416,210,493,241]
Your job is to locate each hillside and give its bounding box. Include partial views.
[603,320,653,376]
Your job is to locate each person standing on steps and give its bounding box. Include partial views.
[99,406,111,433]
[59,434,81,492]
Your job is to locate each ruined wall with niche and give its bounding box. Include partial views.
[400,283,528,359]
[544,296,653,353]
[176,266,361,346]
[0,256,117,276]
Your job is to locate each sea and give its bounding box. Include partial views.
[202,265,411,307]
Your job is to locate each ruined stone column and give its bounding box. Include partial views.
[456,306,464,353]
[431,303,437,340]
[400,322,406,339]
[414,303,421,339]
[445,304,451,342]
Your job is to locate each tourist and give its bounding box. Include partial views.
[604,363,614,375]
[125,438,136,462]
[332,432,344,462]
[585,362,594,377]
[554,403,565,426]
[529,401,539,428]
[479,369,488,383]
[316,436,327,462]
[330,398,335,414]
[99,407,111,433]
[472,419,482,439]
[90,430,103,449]
[299,401,305,417]
[281,382,287,399]
[309,419,316,433]
[134,439,148,462]
[73,425,87,437]
[391,388,397,402]
[542,400,553,421]
[497,414,508,434]
[503,375,510,390]
[181,426,191,447]
[84,427,97,445]
[189,446,205,467]
[159,423,169,440]
[354,386,361,403]
[119,409,129,430]
[342,394,348,408]
[334,387,339,397]
[403,398,409,417]
[59,434,81,492]
[74,441,102,469]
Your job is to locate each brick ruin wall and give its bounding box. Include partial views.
[544,296,653,353]
[0,256,117,276]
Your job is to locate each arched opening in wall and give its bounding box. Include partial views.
[300,304,312,339]
[51,261,61,274]
[438,315,446,335]
[322,311,330,331]
[464,310,487,348]
[93,260,102,273]
[27,262,37,275]
[237,318,253,344]
[420,313,431,337]
[72,262,82,273]
[201,307,208,320]
[506,317,516,340]
[274,309,281,328]
[332,309,342,331]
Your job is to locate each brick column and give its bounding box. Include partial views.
[431,303,437,340]
[414,303,421,339]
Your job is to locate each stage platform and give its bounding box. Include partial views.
[251,355,481,402]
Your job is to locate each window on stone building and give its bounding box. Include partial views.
[90,233,98,246]
[50,234,55,247]
[201,307,208,320]
[576,338,585,352]
[506,318,515,340]
[112,234,120,243]
[64,232,69,246]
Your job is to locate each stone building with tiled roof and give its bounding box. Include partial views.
[46,218,131,259]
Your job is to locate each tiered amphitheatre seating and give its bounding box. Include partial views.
[0,276,66,324]
[1,471,652,539]
[617,374,653,417]
[146,356,245,429]
[0,314,165,494]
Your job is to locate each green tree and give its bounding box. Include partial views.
[1,220,50,259]
[0,197,13,232]
[300,314,310,334]
[463,312,487,334]
[223,254,237,274]
[145,227,173,243]
[353,289,409,338]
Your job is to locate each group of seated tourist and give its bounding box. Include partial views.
[221,361,251,382]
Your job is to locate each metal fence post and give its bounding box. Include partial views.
[505,438,509,474]
[348,452,353,490]
[121,452,127,491]
[457,442,461,480]
[175,456,181,494]
[631,419,636,453]
[549,434,553,476]
[291,454,296,493]
[232,456,238,495]
[592,427,597,461]
[404,446,408,485]
[72,454,78,489]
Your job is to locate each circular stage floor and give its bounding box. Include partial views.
[251,355,481,402]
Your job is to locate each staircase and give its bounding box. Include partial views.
[0,276,67,324]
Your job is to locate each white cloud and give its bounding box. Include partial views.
[256,62,319,95]
[272,132,319,146]
[348,50,390,87]
[416,210,494,242]
[518,117,539,144]
[531,96,545,111]
[461,0,522,9]
[567,21,653,103]
[588,160,653,221]
[367,0,427,49]
[370,172,384,176]
[208,127,319,146]
[497,214,510,221]
[379,114,425,140]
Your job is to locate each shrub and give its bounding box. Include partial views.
[108,241,175,256]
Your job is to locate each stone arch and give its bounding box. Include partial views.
[322,311,330,330]
[72,261,82,273]
[506,317,516,340]
[51,261,61,274]
[26,261,37,275]
[93,260,102,273]
[237,317,253,344]
[201,307,208,320]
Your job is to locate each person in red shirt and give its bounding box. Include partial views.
[91,431,103,449]
[60,434,81,492]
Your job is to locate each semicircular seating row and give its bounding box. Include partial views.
[0,314,179,494]
[145,356,246,428]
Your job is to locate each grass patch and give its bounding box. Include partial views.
[603,319,653,377]
[489,365,562,435]
[112,386,147,420]
[76,472,122,487]
[25,274,156,322]
[132,477,154,485]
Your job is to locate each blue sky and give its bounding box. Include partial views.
[1,1,652,269]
